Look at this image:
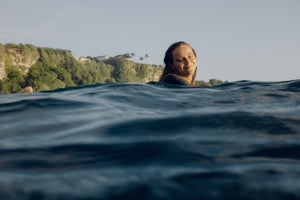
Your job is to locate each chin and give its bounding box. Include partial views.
[187,69,195,75]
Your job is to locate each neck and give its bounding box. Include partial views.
[178,75,193,84]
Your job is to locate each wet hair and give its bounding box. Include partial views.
[159,41,197,86]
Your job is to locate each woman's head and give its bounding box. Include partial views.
[160,41,197,86]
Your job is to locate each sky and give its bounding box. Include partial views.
[1,0,299,82]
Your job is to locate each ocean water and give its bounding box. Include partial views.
[0,80,300,200]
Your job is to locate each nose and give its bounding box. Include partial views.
[184,58,191,66]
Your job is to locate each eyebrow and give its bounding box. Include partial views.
[174,53,194,59]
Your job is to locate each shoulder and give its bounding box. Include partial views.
[164,74,193,86]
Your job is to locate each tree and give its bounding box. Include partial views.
[53,66,75,86]
[112,59,133,82]
[195,80,210,87]
[136,64,148,79]
[209,79,224,86]
[0,69,25,93]
[144,54,149,64]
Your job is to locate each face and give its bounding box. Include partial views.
[171,44,197,77]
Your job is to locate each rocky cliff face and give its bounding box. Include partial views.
[140,66,161,82]
[0,44,40,79]
[6,48,39,71]
[0,60,5,79]
[0,46,5,79]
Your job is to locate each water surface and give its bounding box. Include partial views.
[0,80,300,199]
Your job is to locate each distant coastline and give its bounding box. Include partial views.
[0,43,227,94]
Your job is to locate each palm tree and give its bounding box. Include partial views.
[144,54,149,64]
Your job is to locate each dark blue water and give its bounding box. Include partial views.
[0,80,300,200]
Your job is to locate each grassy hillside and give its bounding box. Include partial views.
[0,44,163,93]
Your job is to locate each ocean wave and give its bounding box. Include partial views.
[0,79,300,199]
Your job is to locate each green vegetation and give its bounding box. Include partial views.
[195,79,228,87]
[0,43,228,93]
[0,43,163,93]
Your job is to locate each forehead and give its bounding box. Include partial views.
[172,44,194,58]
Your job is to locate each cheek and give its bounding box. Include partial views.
[192,64,197,72]
[174,62,183,69]
[193,61,197,69]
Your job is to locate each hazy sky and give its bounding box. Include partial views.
[1,0,299,81]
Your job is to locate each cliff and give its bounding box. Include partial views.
[0,45,6,79]
[0,43,163,93]
[0,44,39,79]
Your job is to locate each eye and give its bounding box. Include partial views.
[188,55,195,59]
[176,58,183,63]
